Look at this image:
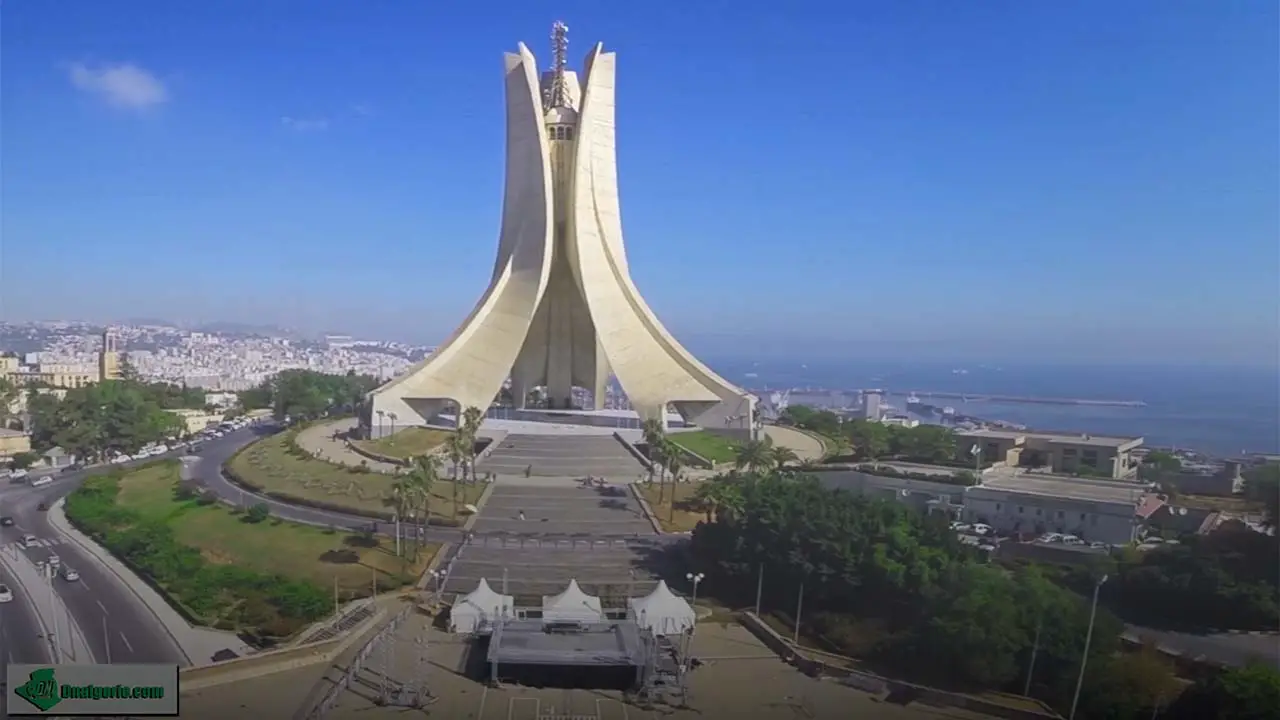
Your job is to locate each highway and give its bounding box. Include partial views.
[0,559,50,665]
[0,474,183,665]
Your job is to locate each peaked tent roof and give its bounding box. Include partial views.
[451,579,515,633]
[542,579,604,622]
[628,580,696,635]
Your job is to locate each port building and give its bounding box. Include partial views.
[955,429,1143,480]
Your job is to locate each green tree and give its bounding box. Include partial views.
[459,405,485,482]
[769,444,800,470]
[844,419,891,463]
[1144,450,1183,473]
[1243,464,1279,529]
[407,454,441,551]
[0,376,18,429]
[1166,662,1280,720]
[733,437,775,474]
[8,451,38,470]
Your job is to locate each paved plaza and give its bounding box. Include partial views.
[471,483,655,536]
[317,614,1003,720]
[478,434,647,478]
[442,535,668,599]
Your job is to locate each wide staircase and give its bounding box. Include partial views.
[477,433,646,478]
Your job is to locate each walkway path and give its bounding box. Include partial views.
[294,418,402,474]
[762,425,825,461]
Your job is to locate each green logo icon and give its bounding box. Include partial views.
[14,668,62,712]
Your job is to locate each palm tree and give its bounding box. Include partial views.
[641,418,665,489]
[770,445,800,470]
[444,432,468,519]
[460,405,485,482]
[691,476,743,524]
[389,478,414,557]
[733,436,775,474]
[666,450,684,525]
[407,454,441,559]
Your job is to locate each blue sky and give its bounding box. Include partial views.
[3,1,1277,366]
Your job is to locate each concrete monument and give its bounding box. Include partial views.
[365,23,754,435]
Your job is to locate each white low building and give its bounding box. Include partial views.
[963,476,1157,545]
[817,467,1157,547]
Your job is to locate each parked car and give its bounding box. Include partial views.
[0,584,12,603]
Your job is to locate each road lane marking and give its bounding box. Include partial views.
[97,600,109,616]
[119,631,134,652]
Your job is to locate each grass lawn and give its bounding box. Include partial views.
[116,464,439,598]
[670,430,741,463]
[351,426,454,461]
[228,431,484,520]
[636,481,707,533]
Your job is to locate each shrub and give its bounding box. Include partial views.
[245,503,270,523]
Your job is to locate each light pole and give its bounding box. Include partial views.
[429,569,444,605]
[684,573,704,673]
[793,576,806,645]
[754,562,765,617]
[1024,608,1044,696]
[1069,574,1109,720]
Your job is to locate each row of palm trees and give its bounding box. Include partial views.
[387,404,486,559]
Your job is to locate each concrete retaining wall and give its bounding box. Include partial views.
[179,608,386,692]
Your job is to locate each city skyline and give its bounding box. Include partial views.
[3,4,1277,367]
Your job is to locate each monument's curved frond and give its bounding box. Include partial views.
[571,46,748,424]
[366,28,754,435]
[367,45,554,428]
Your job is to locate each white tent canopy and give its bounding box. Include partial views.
[628,580,696,636]
[542,579,604,623]
[450,579,515,634]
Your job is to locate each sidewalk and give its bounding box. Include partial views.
[0,543,94,664]
[295,418,402,474]
[47,498,253,666]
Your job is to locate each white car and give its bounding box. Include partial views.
[0,584,12,603]
[61,567,79,582]
[21,534,39,549]
[971,523,992,536]
[110,455,130,464]
[10,469,28,480]
[47,554,61,568]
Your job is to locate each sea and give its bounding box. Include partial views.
[702,360,1280,458]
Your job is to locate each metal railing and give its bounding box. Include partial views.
[297,606,413,720]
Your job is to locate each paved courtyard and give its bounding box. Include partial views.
[478,433,648,478]
[448,481,662,600]
[318,614,1007,720]
[471,482,655,536]
[442,535,668,600]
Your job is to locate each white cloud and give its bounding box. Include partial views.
[280,116,330,132]
[67,62,168,110]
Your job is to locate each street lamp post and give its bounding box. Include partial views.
[1069,574,1109,720]
[429,569,444,605]
[793,576,806,646]
[684,573,704,673]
